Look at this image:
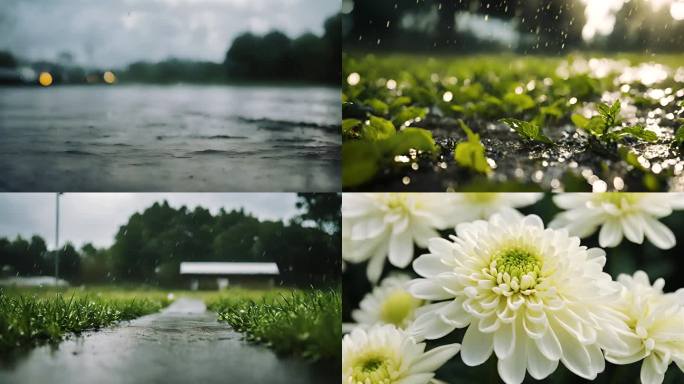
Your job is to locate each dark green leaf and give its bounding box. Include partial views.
[382,127,437,155]
[342,141,380,187]
[675,126,684,146]
[364,98,389,115]
[503,92,535,113]
[392,106,427,128]
[361,116,395,141]
[341,119,362,139]
[454,120,491,174]
[499,118,553,144]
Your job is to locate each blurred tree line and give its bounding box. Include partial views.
[0,193,341,288]
[343,0,684,53]
[0,13,339,85]
[118,14,340,84]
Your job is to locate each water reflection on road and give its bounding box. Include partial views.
[0,298,334,384]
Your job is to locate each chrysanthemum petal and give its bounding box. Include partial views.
[366,246,387,283]
[395,373,435,384]
[556,324,596,379]
[535,328,562,361]
[526,339,559,380]
[494,321,516,359]
[643,216,676,249]
[389,230,414,268]
[640,355,666,384]
[410,309,458,340]
[598,219,623,248]
[406,279,451,300]
[552,193,592,209]
[522,214,544,230]
[413,254,446,277]
[620,214,644,244]
[410,343,461,373]
[497,326,528,384]
[461,322,494,366]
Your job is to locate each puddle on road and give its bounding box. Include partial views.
[0,298,335,384]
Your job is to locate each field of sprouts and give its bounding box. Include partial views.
[342,54,684,192]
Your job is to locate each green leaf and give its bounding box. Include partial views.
[389,96,412,111]
[571,113,590,129]
[618,125,657,142]
[454,120,491,174]
[341,119,362,139]
[596,100,621,127]
[382,127,437,155]
[342,141,380,187]
[573,114,606,137]
[392,106,427,128]
[618,146,645,170]
[364,99,389,115]
[499,118,553,144]
[540,104,563,119]
[674,125,684,146]
[503,92,535,113]
[362,116,395,141]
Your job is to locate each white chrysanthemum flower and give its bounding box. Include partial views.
[343,193,453,283]
[406,211,630,384]
[446,193,543,222]
[605,271,684,384]
[352,274,423,329]
[342,324,460,384]
[549,193,684,249]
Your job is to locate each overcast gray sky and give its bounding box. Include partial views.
[0,193,299,249]
[0,0,340,68]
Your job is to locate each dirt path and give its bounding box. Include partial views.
[0,298,333,384]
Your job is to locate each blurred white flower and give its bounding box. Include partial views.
[407,211,629,384]
[342,324,460,384]
[605,271,684,384]
[549,193,684,249]
[352,274,423,329]
[343,193,453,283]
[446,193,543,222]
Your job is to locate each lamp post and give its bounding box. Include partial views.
[55,192,62,284]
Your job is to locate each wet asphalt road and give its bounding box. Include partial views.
[0,298,332,384]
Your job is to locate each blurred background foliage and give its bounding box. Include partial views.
[0,14,340,85]
[0,193,341,288]
[342,0,684,53]
[342,193,684,383]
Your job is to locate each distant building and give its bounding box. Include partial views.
[179,262,279,290]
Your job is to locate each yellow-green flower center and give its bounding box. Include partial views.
[362,357,384,372]
[464,193,499,204]
[384,194,411,212]
[593,192,639,207]
[492,247,541,279]
[487,246,543,294]
[350,351,396,384]
[379,291,421,327]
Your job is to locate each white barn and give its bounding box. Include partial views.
[179,262,279,290]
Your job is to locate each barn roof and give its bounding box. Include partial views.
[179,262,279,275]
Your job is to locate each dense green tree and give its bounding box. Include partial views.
[0,51,17,68]
[0,196,340,287]
[295,193,341,234]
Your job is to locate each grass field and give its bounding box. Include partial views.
[342,53,684,191]
[207,289,341,361]
[0,286,341,362]
[0,287,172,353]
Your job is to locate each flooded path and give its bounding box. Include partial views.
[0,85,340,192]
[0,298,332,384]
